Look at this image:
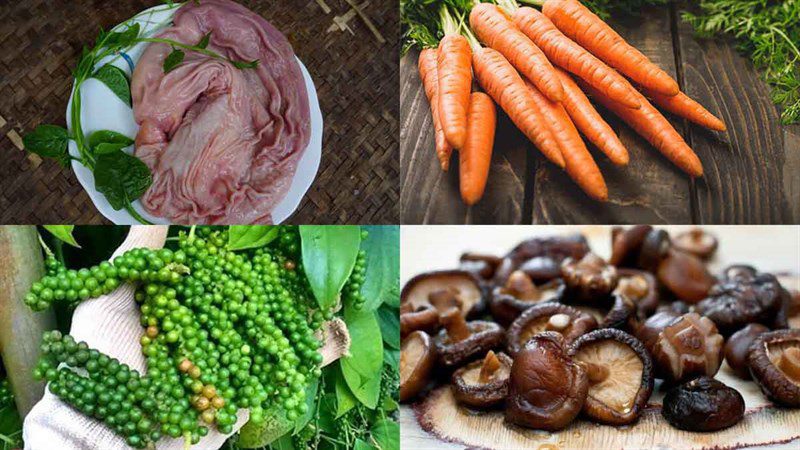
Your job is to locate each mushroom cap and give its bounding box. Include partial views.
[637,229,671,272]
[400,303,440,337]
[451,352,513,408]
[661,377,745,432]
[673,228,718,259]
[568,329,654,425]
[494,235,590,285]
[616,269,659,318]
[459,253,502,280]
[401,270,484,318]
[610,225,652,267]
[561,253,618,302]
[724,323,770,379]
[434,321,504,368]
[651,313,724,383]
[698,272,784,335]
[657,249,715,303]
[400,331,437,402]
[749,329,800,407]
[505,332,588,431]
[506,303,597,356]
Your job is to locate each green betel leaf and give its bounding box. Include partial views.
[340,308,383,408]
[93,151,152,211]
[334,364,358,418]
[22,125,69,160]
[94,142,130,155]
[360,226,400,310]
[197,32,211,49]
[228,225,279,251]
[237,408,293,448]
[376,304,399,349]
[299,226,361,310]
[92,64,131,106]
[105,22,140,50]
[163,48,185,73]
[293,378,318,434]
[43,225,81,248]
[88,129,134,150]
[370,419,399,450]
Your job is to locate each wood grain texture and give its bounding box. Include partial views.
[400,49,527,224]
[399,5,800,225]
[672,3,800,224]
[532,8,693,224]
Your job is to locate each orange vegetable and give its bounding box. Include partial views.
[543,0,680,96]
[526,79,608,201]
[555,68,628,165]
[512,6,640,109]
[579,79,703,177]
[470,3,564,103]
[641,87,727,132]
[472,47,565,168]
[460,92,497,205]
[437,33,473,150]
[419,48,455,170]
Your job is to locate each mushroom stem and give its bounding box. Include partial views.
[546,314,571,331]
[429,288,463,313]
[478,350,501,383]
[584,361,610,384]
[778,347,800,382]
[506,270,539,300]
[441,308,471,343]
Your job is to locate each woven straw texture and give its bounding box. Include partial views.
[0,0,398,224]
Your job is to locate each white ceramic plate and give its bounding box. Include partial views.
[67,4,323,224]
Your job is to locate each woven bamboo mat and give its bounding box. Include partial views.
[0,0,399,224]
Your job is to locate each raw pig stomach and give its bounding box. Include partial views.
[131,0,310,224]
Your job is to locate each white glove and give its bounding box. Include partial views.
[23,226,248,450]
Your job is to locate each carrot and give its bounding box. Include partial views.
[437,6,473,150]
[578,79,703,177]
[511,6,640,110]
[640,87,727,132]
[419,48,455,170]
[460,92,497,205]
[555,68,628,165]
[472,47,565,168]
[526,80,608,201]
[469,2,564,103]
[542,0,680,96]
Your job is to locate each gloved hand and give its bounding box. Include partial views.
[22,226,248,450]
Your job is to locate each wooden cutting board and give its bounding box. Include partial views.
[400,226,800,450]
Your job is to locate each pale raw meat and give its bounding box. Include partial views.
[131,0,310,224]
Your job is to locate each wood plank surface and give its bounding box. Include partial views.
[672,3,800,224]
[399,5,800,225]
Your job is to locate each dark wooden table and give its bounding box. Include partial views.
[0,0,398,224]
[401,4,800,224]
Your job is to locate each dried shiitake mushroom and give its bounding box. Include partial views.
[600,294,638,331]
[673,228,718,260]
[721,264,758,282]
[459,253,501,281]
[434,308,504,368]
[610,225,652,267]
[650,313,724,383]
[662,377,745,432]
[517,256,562,283]
[400,331,437,402]
[561,253,618,302]
[451,350,513,409]
[401,270,483,318]
[636,310,681,354]
[724,323,770,379]
[697,272,784,336]
[657,249,715,303]
[568,329,653,425]
[506,303,597,355]
[505,332,588,431]
[749,329,800,407]
[638,229,671,272]
[490,271,565,326]
[494,235,590,285]
[400,302,439,337]
[615,269,659,318]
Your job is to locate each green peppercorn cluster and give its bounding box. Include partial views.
[342,250,367,310]
[25,248,185,311]
[30,228,327,448]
